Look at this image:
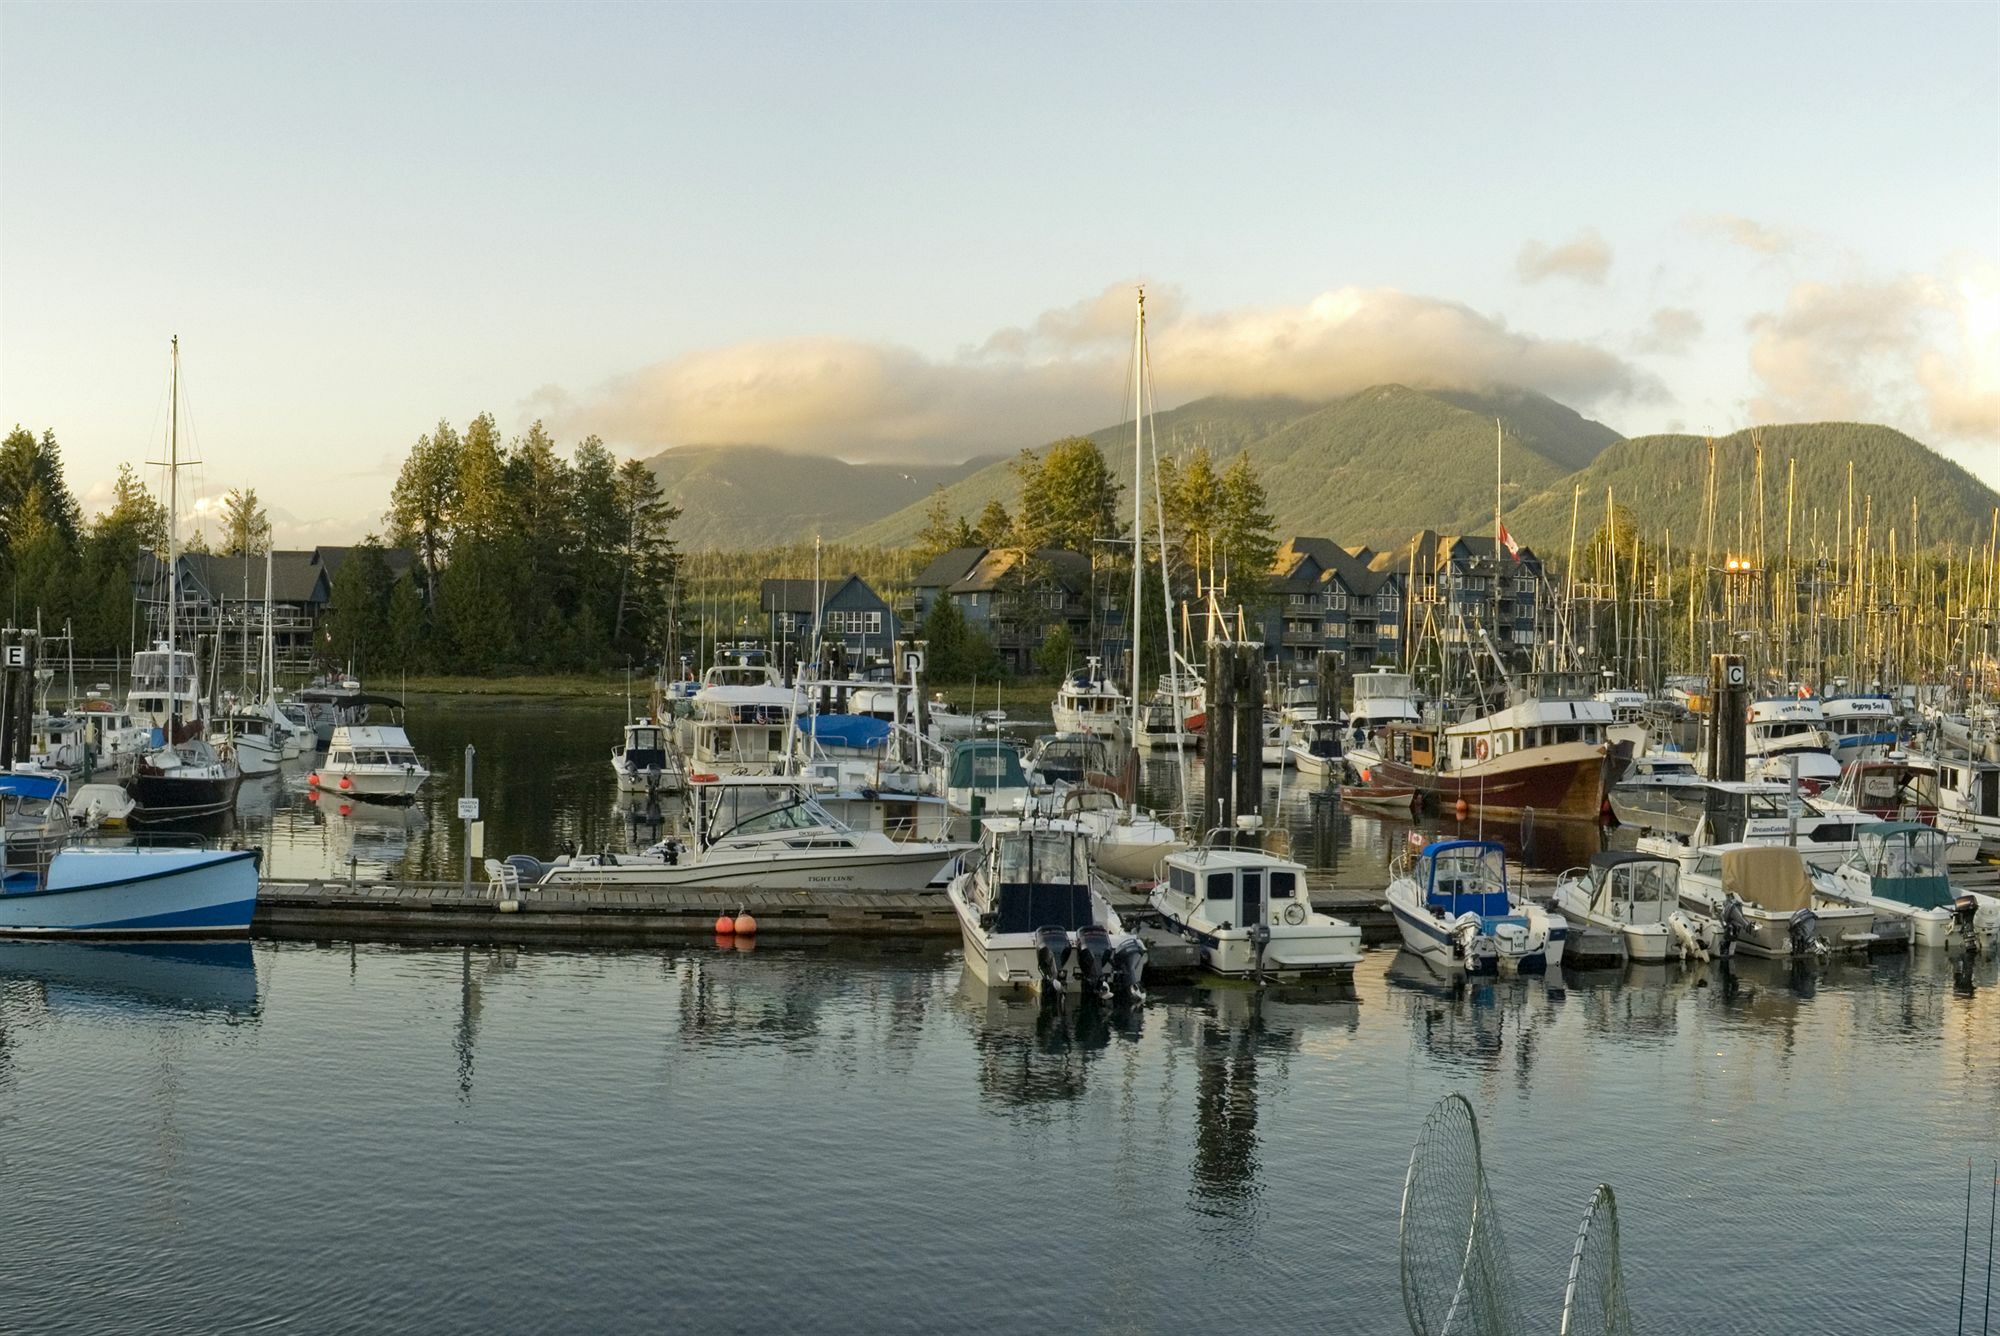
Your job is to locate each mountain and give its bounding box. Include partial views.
[641,445,996,551]
[1503,423,2000,554]
[842,385,1621,549]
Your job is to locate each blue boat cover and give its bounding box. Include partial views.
[0,771,67,801]
[795,714,891,750]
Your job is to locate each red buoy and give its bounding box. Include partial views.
[339,775,352,791]
[715,913,736,934]
[732,911,758,936]
[308,772,321,788]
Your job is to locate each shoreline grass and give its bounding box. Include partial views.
[395,674,632,699]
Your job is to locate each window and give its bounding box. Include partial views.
[1270,871,1296,899]
[1288,593,1311,608]
[1206,873,1233,902]
[1326,590,1349,611]
[866,611,883,633]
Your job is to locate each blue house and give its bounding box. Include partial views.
[1261,537,1408,668]
[760,574,897,671]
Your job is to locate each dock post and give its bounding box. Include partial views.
[462,743,475,896]
[1203,641,1234,833]
[1706,653,1748,782]
[1232,642,1263,831]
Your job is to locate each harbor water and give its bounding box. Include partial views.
[1,937,1994,1333]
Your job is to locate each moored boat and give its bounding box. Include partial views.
[1818,822,2000,951]
[1552,850,1725,963]
[1150,825,1362,976]
[946,815,1145,996]
[312,724,430,803]
[1674,843,1880,958]
[0,841,258,937]
[1383,838,1566,973]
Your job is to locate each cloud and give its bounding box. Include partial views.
[1746,262,2000,442]
[551,283,1657,460]
[1694,213,1792,256]
[1634,307,1704,355]
[1515,229,1612,285]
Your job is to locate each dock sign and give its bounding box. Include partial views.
[903,649,925,677]
[457,797,480,821]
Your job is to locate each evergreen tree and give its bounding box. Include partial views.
[613,457,680,654]
[919,594,968,681]
[915,488,959,564]
[387,419,463,599]
[1013,437,1121,551]
[973,499,1013,548]
[218,486,273,556]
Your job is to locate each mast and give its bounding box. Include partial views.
[167,336,181,732]
[263,546,275,699]
[1129,287,1146,735]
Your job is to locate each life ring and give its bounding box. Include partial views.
[1475,738,1489,761]
[1282,902,1307,926]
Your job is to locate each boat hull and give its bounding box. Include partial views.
[128,769,243,823]
[538,844,964,893]
[1362,742,1613,820]
[1385,879,1565,973]
[0,848,258,937]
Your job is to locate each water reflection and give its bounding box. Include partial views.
[951,973,1143,1112]
[0,940,261,1019]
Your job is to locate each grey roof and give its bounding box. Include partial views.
[183,550,329,604]
[314,545,416,582]
[760,574,884,614]
[1273,537,1400,595]
[914,546,988,589]
[950,548,1091,595]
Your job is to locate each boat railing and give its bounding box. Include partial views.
[1194,825,1294,859]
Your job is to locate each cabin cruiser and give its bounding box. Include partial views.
[1022,733,1115,789]
[1052,786,1184,883]
[515,777,969,893]
[1051,658,1129,742]
[26,714,88,778]
[1821,695,1900,766]
[1384,839,1566,973]
[797,757,955,842]
[1151,825,1362,976]
[1347,673,1621,820]
[1818,823,2000,951]
[1348,668,1422,741]
[312,724,430,803]
[71,697,152,780]
[1734,698,1840,789]
[938,738,1034,816]
[1626,779,1891,873]
[1286,718,1345,781]
[1552,851,1726,963]
[946,815,1145,996]
[297,675,370,745]
[611,718,681,794]
[676,674,794,778]
[1607,751,1702,827]
[1674,843,1879,958]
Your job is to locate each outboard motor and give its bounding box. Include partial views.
[1074,924,1115,998]
[1949,894,1983,954]
[1249,921,1273,980]
[1034,925,1073,999]
[1720,895,1752,957]
[1109,936,1147,999]
[1787,906,1825,958]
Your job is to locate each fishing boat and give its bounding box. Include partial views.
[1150,825,1363,976]
[1674,843,1879,958]
[938,737,1034,816]
[610,717,680,794]
[1595,688,1652,757]
[311,724,430,803]
[1817,823,2000,951]
[1055,785,1184,883]
[0,783,258,937]
[946,814,1145,996]
[1383,839,1566,973]
[1551,850,1725,963]
[514,777,969,892]
[1736,698,1840,789]
[1050,657,1129,742]
[1347,674,1622,820]
[1821,695,1900,767]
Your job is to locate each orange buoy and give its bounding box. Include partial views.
[715,913,736,934]
[338,803,352,817]
[308,772,321,788]
[1454,798,1469,817]
[733,910,758,935]
[338,775,352,791]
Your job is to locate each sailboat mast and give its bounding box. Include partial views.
[167,336,181,731]
[1129,287,1145,733]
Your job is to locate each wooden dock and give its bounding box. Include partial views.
[253,875,1401,944]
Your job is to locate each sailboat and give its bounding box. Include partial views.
[128,338,243,825]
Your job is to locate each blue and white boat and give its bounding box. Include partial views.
[1383,839,1566,974]
[1821,695,1900,767]
[0,792,259,938]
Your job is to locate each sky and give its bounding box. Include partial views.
[2,1,1996,545]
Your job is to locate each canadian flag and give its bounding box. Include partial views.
[1498,523,1522,562]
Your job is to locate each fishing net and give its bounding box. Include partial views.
[1560,1184,1635,1336]
[1398,1093,1523,1336]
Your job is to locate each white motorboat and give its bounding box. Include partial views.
[71,697,152,780]
[1552,850,1725,963]
[312,724,430,803]
[938,737,1034,816]
[516,777,969,893]
[1348,667,1422,739]
[611,718,680,794]
[946,815,1145,996]
[296,675,370,746]
[1818,822,2000,951]
[1675,843,1880,958]
[1021,733,1117,789]
[1607,751,1703,828]
[1286,718,1346,781]
[1383,839,1566,974]
[1151,826,1362,976]
[1260,712,1292,767]
[69,782,136,829]
[677,679,794,778]
[1732,698,1841,789]
[1051,658,1129,743]
[1813,756,1977,865]
[1054,786,1184,883]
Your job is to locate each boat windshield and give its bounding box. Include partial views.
[1424,844,1507,915]
[1608,860,1678,913]
[706,784,837,839]
[1859,828,1947,878]
[991,829,1088,886]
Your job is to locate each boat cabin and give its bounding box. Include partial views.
[619,720,668,771]
[326,726,422,771]
[1824,759,1937,821]
[692,777,854,849]
[1351,669,1421,730]
[1298,718,1344,761]
[1026,733,1112,786]
[1934,758,2000,822]
[1161,848,1304,930]
[127,644,203,729]
[1418,840,1510,917]
[1575,851,1680,925]
[946,739,1029,797]
[1850,822,1953,909]
[974,821,1094,932]
[1821,695,1896,740]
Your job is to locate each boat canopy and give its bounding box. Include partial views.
[0,772,67,801]
[986,825,1093,933]
[1855,822,1953,906]
[1588,851,1678,914]
[1421,840,1509,917]
[1589,850,1676,870]
[796,714,891,751]
[947,739,1027,791]
[1720,845,1815,912]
